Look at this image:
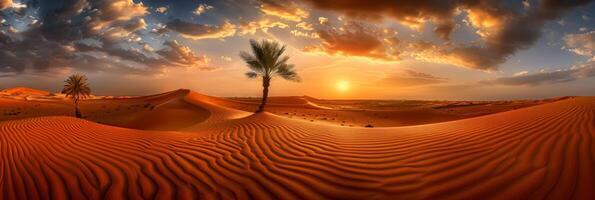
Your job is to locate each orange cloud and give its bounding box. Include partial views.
[296,22,313,31]
[379,69,447,87]
[0,0,11,9]
[194,4,213,16]
[404,41,504,71]
[290,29,319,38]
[259,0,309,22]
[155,6,167,14]
[296,0,592,70]
[318,17,328,25]
[464,8,509,38]
[166,19,236,40]
[87,0,148,32]
[238,19,289,35]
[298,0,458,39]
[303,22,400,61]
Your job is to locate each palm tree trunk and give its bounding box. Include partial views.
[256,77,270,113]
[74,99,82,118]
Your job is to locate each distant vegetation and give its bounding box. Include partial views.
[62,74,91,118]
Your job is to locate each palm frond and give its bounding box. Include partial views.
[276,64,300,82]
[245,71,259,79]
[240,39,300,81]
[250,39,269,73]
[62,74,91,101]
[274,56,290,69]
[272,44,286,62]
[239,52,264,73]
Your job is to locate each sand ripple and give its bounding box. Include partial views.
[1,97,594,199]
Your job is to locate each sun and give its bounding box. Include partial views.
[336,80,350,92]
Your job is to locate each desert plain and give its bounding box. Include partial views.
[0,87,593,199]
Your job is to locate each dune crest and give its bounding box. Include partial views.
[0,87,51,96]
[1,96,594,199]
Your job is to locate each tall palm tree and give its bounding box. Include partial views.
[240,39,300,113]
[62,74,91,118]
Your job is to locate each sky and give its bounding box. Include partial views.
[0,0,594,100]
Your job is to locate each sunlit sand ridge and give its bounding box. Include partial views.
[1,90,593,199]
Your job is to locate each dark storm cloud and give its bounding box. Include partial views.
[481,61,595,86]
[0,34,79,73]
[297,0,594,70]
[446,0,592,70]
[74,39,212,71]
[0,0,213,76]
[0,31,11,44]
[538,0,594,19]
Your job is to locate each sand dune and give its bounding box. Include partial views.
[219,96,556,127]
[0,87,51,96]
[1,95,593,199]
[1,87,555,128]
[0,89,248,130]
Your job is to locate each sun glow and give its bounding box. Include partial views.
[336,80,350,92]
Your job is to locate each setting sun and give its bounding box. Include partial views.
[336,80,350,92]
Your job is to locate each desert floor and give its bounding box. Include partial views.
[0,87,593,199]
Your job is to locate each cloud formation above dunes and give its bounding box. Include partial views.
[482,61,595,86]
[297,0,593,70]
[0,0,594,98]
[483,28,595,86]
[1,0,591,75]
[303,22,401,61]
[166,19,237,40]
[193,4,213,16]
[157,40,212,69]
[259,0,309,22]
[155,6,167,14]
[0,0,215,76]
[564,30,595,59]
[298,0,461,39]
[238,19,289,35]
[380,69,447,87]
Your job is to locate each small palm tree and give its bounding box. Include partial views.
[240,39,300,113]
[62,74,91,118]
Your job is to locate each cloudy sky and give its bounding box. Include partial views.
[0,0,594,100]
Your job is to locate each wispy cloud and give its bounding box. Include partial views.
[481,61,595,86]
[563,30,595,60]
[379,69,448,87]
[166,19,237,40]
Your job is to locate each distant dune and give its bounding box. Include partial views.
[0,87,51,96]
[1,87,560,128]
[0,88,593,199]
